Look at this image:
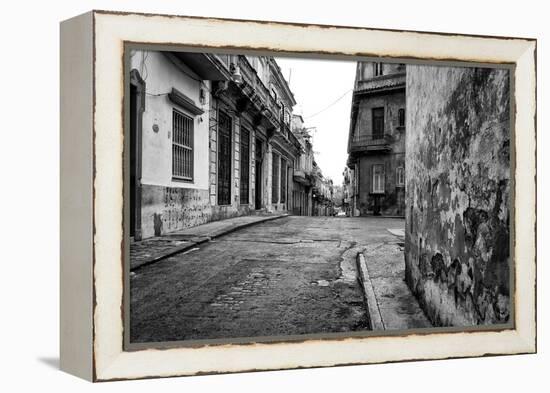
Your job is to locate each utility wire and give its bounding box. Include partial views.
[304,89,353,119]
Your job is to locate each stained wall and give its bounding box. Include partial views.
[405,65,511,326]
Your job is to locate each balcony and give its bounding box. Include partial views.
[237,56,280,128]
[349,134,392,153]
[293,169,312,186]
[355,73,406,95]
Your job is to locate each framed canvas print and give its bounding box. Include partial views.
[60,10,537,382]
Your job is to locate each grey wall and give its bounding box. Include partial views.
[405,65,511,326]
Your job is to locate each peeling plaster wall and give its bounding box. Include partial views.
[405,65,511,326]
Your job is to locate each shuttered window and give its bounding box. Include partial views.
[372,164,385,193]
[372,107,384,139]
[172,109,194,181]
[398,108,405,127]
[240,127,250,204]
[272,152,279,203]
[396,166,405,187]
[217,111,232,205]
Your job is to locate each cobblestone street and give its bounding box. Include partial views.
[130,215,428,343]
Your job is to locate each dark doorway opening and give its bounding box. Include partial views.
[217,111,232,206]
[129,69,145,241]
[255,138,263,209]
[130,84,137,238]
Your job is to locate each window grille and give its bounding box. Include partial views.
[172,109,194,181]
[217,111,232,205]
[240,127,250,204]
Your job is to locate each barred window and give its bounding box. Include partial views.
[172,109,194,181]
[240,127,250,204]
[217,111,232,205]
[272,152,279,203]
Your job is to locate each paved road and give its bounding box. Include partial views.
[130,216,406,343]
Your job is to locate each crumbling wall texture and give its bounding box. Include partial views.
[405,65,511,326]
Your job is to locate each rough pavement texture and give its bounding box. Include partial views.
[130,216,411,343]
[130,214,287,270]
[362,231,432,330]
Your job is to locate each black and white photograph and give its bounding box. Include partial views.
[126,49,512,345]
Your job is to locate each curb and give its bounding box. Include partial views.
[131,214,289,272]
[356,252,385,330]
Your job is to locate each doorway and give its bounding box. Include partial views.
[129,69,145,241]
[255,138,263,209]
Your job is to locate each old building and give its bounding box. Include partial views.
[405,65,510,326]
[129,51,301,240]
[346,62,406,217]
[312,163,334,216]
[290,114,314,216]
[342,166,355,216]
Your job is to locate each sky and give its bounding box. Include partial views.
[274,56,357,185]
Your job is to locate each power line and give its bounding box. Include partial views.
[304,89,353,119]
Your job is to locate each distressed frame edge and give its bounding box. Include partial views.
[87,11,536,382]
[59,11,95,381]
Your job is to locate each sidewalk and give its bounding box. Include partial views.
[130,213,288,271]
[356,229,432,330]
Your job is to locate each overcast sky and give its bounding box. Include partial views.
[274,56,357,185]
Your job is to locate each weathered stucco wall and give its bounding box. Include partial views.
[131,51,210,190]
[405,65,510,326]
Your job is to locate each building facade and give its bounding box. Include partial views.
[346,62,406,217]
[311,163,335,216]
[342,166,356,216]
[290,114,314,216]
[129,51,301,240]
[405,66,511,326]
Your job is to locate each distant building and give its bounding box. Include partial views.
[290,114,314,216]
[346,62,406,217]
[129,51,302,240]
[312,163,334,216]
[342,166,355,216]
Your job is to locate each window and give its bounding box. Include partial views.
[280,159,287,204]
[172,109,194,181]
[396,166,405,187]
[284,109,290,126]
[372,107,385,139]
[272,152,280,203]
[217,111,232,205]
[398,108,405,127]
[374,62,384,76]
[240,127,250,204]
[372,164,385,193]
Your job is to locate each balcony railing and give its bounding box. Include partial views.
[237,56,281,128]
[349,134,392,153]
